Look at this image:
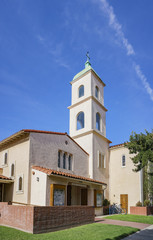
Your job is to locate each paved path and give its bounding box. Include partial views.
[95,217,153,239]
[122,225,153,240]
[95,217,151,229]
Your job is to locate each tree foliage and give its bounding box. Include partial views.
[125,130,153,174]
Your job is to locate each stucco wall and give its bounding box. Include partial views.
[109,146,141,213]
[29,133,89,178]
[93,135,109,198]
[71,72,92,105]
[31,169,47,206]
[69,98,92,137]
[0,139,30,204]
[73,133,93,178]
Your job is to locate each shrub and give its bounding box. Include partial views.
[136,201,142,207]
[103,199,110,206]
[144,199,150,207]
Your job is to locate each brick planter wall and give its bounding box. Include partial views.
[130,206,153,216]
[0,203,94,234]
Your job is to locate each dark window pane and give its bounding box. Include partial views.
[96,113,100,131]
[58,151,60,168]
[77,112,84,130]
[79,85,84,98]
[63,153,66,169]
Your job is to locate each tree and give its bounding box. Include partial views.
[125,130,153,174]
[125,130,153,203]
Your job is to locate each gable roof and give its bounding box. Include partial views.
[32,166,107,185]
[0,129,89,155]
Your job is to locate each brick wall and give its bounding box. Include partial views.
[0,202,34,233]
[33,206,94,233]
[130,206,153,216]
[0,203,94,234]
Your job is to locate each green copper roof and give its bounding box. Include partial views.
[72,64,105,86]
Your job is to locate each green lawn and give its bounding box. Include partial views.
[0,224,138,240]
[105,214,153,224]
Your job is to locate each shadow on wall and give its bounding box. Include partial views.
[4,183,14,202]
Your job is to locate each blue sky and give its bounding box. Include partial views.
[0,0,153,145]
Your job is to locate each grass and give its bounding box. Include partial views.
[105,214,153,224]
[0,223,138,240]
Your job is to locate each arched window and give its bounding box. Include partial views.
[96,112,101,131]
[77,112,84,130]
[18,176,23,191]
[63,153,66,169]
[4,152,8,165]
[79,85,84,98]
[122,155,126,167]
[11,164,15,177]
[95,86,99,99]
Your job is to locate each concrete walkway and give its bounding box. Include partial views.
[123,225,153,240]
[95,216,153,239]
[95,217,151,229]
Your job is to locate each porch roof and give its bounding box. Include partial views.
[0,175,14,183]
[32,166,107,186]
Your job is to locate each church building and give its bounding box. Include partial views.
[0,57,143,215]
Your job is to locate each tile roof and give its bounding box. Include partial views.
[0,175,12,180]
[32,166,107,185]
[23,129,66,135]
[109,143,124,149]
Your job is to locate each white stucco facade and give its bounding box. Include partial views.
[0,60,144,215]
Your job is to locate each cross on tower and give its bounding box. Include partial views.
[86,52,90,61]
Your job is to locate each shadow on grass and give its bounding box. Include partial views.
[105,229,138,240]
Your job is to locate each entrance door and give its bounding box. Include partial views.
[81,189,87,205]
[0,184,2,202]
[67,185,71,206]
[120,194,128,213]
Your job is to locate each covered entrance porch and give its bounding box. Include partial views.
[0,175,14,202]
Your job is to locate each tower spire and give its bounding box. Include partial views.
[85,51,91,68]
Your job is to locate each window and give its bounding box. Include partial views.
[17,175,23,192]
[96,112,101,131]
[68,155,72,170]
[77,112,84,130]
[79,85,84,98]
[63,153,66,169]
[19,177,22,191]
[3,152,8,165]
[58,151,61,168]
[11,163,15,177]
[95,86,99,99]
[122,155,126,167]
[98,151,106,168]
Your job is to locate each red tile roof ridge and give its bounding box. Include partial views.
[32,166,106,185]
[22,129,66,135]
[109,143,125,148]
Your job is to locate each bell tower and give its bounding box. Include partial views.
[68,55,111,195]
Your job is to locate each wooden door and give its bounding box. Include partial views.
[81,189,87,205]
[67,185,71,206]
[120,194,128,213]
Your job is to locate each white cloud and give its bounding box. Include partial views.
[95,0,153,101]
[134,63,153,101]
[98,0,135,56]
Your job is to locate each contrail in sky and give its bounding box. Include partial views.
[97,0,153,101]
